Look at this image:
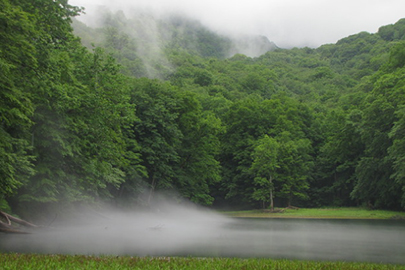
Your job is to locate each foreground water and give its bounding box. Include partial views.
[0,207,404,264]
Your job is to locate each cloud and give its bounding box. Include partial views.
[69,0,405,48]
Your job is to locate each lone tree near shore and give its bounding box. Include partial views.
[250,135,280,211]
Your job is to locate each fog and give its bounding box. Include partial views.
[1,202,229,256]
[1,200,405,264]
[69,0,405,48]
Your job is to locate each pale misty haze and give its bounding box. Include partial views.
[69,0,405,48]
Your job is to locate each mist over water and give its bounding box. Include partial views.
[0,202,229,256]
[1,201,405,264]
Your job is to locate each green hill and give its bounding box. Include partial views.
[2,0,405,221]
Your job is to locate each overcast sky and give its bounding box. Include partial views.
[69,0,405,48]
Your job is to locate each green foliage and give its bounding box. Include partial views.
[173,93,223,205]
[0,0,143,212]
[218,94,315,208]
[348,42,405,209]
[313,109,364,206]
[250,135,279,207]
[378,18,405,41]
[128,79,183,201]
[125,79,222,205]
[2,0,405,214]
[276,133,312,206]
[389,106,405,207]
[386,41,405,70]
[0,0,37,196]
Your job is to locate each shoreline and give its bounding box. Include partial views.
[221,207,405,220]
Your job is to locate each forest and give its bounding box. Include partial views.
[1,0,405,222]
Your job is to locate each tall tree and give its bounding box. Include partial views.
[0,0,36,199]
[174,92,223,205]
[250,135,280,210]
[276,132,312,207]
[128,79,182,204]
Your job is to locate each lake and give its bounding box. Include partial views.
[0,209,404,264]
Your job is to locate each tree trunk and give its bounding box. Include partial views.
[0,210,38,234]
[148,176,156,205]
[269,175,274,211]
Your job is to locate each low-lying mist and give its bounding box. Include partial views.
[1,200,404,264]
[1,201,230,256]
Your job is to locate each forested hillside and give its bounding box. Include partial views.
[1,0,405,221]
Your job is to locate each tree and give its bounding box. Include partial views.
[21,45,136,206]
[0,0,36,199]
[388,106,405,208]
[174,92,223,205]
[276,132,312,207]
[250,135,280,210]
[351,43,405,209]
[350,96,397,208]
[0,0,84,207]
[219,96,268,208]
[315,109,365,206]
[128,79,183,204]
[0,0,140,211]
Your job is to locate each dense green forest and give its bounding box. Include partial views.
[2,0,405,220]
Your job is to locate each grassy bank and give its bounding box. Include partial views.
[1,254,404,270]
[223,207,405,219]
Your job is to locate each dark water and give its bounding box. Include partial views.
[213,218,405,264]
[1,209,404,264]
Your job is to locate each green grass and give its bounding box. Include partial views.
[223,207,405,219]
[0,254,404,270]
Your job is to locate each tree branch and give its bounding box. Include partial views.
[0,210,38,234]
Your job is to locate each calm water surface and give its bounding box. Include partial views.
[1,213,404,264]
